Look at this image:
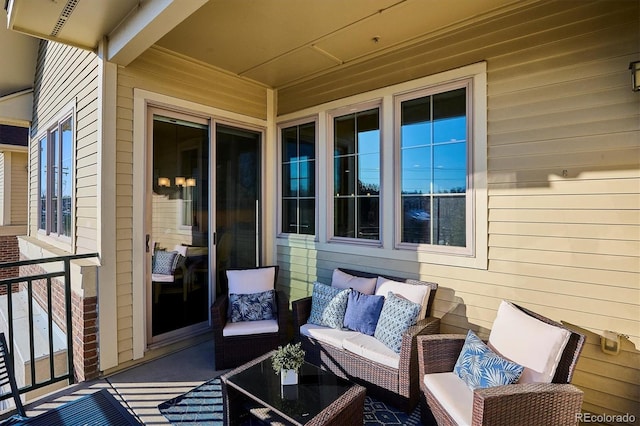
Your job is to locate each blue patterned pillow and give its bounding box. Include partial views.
[308,282,351,329]
[229,290,276,322]
[374,292,421,353]
[454,330,524,390]
[152,250,178,275]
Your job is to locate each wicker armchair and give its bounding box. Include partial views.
[417,302,585,426]
[211,266,289,370]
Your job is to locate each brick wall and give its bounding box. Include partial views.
[18,260,99,382]
[0,236,20,295]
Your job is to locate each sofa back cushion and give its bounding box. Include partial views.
[488,300,571,383]
[226,266,276,295]
[332,269,377,295]
[375,277,430,319]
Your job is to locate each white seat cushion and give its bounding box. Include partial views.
[151,274,175,282]
[299,323,359,348]
[342,333,400,369]
[488,300,571,383]
[423,372,473,426]
[375,277,430,319]
[223,319,278,337]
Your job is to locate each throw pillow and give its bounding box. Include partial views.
[374,292,421,353]
[454,330,524,390]
[331,269,377,295]
[308,282,351,329]
[375,277,430,319]
[152,250,178,275]
[229,289,277,322]
[343,290,385,336]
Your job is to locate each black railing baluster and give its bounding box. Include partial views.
[0,253,98,402]
[27,278,36,387]
[47,276,55,381]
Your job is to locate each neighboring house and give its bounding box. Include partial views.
[0,13,35,282]
[0,124,28,282]
[3,0,638,421]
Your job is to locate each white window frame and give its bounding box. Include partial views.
[276,62,487,269]
[37,107,75,247]
[394,79,473,255]
[277,116,319,239]
[328,100,383,246]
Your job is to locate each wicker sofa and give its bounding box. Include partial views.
[417,301,586,426]
[292,268,439,412]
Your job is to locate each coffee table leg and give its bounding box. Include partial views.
[221,376,245,426]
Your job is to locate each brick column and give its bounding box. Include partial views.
[0,235,19,294]
[18,259,99,382]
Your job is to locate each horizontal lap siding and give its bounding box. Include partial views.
[115,48,267,363]
[30,41,99,253]
[277,1,639,421]
[10,152,28,224]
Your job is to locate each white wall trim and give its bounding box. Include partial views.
[96,40,119,371]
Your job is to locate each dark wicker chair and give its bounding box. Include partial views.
[292,268,439,413]
[211,266,289,370]
[417,303,586,426]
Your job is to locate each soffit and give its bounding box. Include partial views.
[6,0,139,50]
[4,0,535,90]
[156,0,527,88]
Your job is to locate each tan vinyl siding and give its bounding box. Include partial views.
[29,40,99,253]
[10,152,28,225]
[277,0,639,421]
[115,47,267,364]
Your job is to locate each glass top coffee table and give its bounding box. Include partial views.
[221,350,366,425]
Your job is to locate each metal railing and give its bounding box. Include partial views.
[0,253,98,401]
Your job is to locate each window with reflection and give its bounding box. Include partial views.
[399,87,467,247]
[281,121,316,235]
[333,108,380,240]
[38,115,73,238]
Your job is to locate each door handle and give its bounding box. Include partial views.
[146,234,150,253]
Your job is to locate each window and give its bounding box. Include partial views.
[281,121,316,235]
[332,108,380,240]
[397,84,469,249]
[39,114,73,238]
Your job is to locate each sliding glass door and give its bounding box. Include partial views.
[149,112,210,341]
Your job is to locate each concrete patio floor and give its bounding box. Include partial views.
[21,334,224,425]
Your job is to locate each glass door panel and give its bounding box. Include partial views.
[150,114,210,339]
[215,124,261,296]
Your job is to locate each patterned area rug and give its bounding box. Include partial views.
[158,377,422,425]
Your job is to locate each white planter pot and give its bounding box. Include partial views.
[280,369,298,386]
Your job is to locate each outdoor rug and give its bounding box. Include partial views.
[158,377,422,425]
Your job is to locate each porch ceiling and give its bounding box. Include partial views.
[5,0,535,90]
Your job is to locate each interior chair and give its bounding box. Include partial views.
[152,244,188,303]
[211,265,289,369]
[0,333,28,425]
[417,300,586,426]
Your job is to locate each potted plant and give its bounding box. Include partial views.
[271,342,305,386]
